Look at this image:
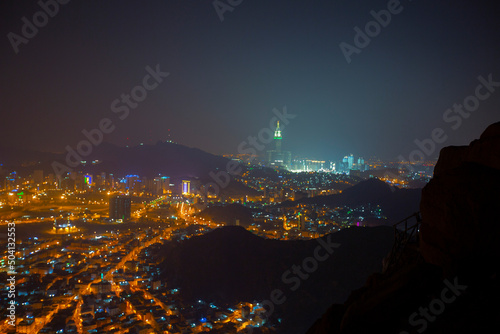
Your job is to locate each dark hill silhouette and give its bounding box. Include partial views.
[281,178,421,223]
[69,141,243,180]
[0,146,59,173]
[0,141,242,179]
[0,142,258,197]
[196,203,255,227]
[0,142,259,196]
[160,225,394,333]
[336,177,392,201]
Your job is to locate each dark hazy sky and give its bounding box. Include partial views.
[1,0,499,161]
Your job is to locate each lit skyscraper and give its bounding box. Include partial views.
[182,180,191,195]
[357,157,367,171]
[84,174,93,188]
[348,154,354,170]
[274,121,282,152]
[267,121,291,170]
[109,195,131,221]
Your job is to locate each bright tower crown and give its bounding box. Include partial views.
[274,121,282,139]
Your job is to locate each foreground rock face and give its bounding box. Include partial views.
[420,122,500,276]
[420,163,500,276]
[433,122,500,176]
[306,122,500,334]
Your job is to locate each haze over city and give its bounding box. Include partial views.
[1,0,499,160]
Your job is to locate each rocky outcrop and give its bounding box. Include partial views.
[420,121,500,277]
[306,122,500,334]
[420,163,500,277]
[433,122,500,175]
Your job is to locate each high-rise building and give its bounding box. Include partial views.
[109,195,131,220]
[182,180,191,195]
[126,175,139,190]
[348,154,354,170]
[356,157,368,171]
[267,121,292,169]
[341,156,349,172]
[84,174,93,188]
[145,177,161,196]
[107,174,115,189]
[298,213,307,231]
[94,172,106,189]
[33,170,44,185]
[274,121,282,152]
[161,176,170,194]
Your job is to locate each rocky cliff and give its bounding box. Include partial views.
[306,122,500,334]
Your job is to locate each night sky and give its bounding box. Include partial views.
[1,0,499,161]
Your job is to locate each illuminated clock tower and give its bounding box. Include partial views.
[267,120,291,170]
[274,121,282,153]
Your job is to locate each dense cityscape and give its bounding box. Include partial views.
[0,121,435,333]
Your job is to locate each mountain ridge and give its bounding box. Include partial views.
[0,141,243,180]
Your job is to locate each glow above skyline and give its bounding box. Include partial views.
[1,1,499,161]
